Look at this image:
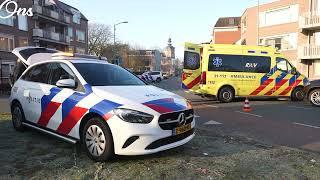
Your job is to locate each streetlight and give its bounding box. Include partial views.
[114,21,128,46]
[113,21,128,65]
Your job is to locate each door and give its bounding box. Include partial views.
[20,63,55,123]
[45,62,80,132]
[182,43,201,92]
[272,57,301,96]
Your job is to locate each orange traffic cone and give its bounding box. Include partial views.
[243,97,252,112]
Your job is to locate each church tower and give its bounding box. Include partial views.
[164,38,175,59]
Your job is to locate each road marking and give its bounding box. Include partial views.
[204,120,222,125]
[293,122,320,129]
[206,105,219,108]
[234,111,263,118]
[194,115,200,118]
[289,106,313,110]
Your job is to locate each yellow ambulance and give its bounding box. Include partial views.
[182,43,309,103]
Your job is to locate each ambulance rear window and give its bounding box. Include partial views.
[184,51,200,70]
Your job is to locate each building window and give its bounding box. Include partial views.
[260,33,297,51]
[72,10,81,24]
[76,47,85,54]
[76,30,85,42]
[18,37,28,47]
[18,15,28,31]
[259,5,299,27]
[68,27,73,40]
[0,35,14,51]
[315,60,320,76]
[0,9,14,26]
[0,62,15,84]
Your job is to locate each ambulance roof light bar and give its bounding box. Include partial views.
[52,52,108,61]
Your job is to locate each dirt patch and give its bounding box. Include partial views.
[1,114,320,179]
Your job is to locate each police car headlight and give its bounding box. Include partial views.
[113,109,154,124]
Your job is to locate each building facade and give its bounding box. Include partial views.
[127,50,161,72]
[240,0,320,80]
[0,0,88,85]
[212,17,241,44]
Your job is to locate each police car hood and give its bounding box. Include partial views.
[92,85,189,114]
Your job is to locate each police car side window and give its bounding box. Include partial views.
[22,64,50,84]
[49,63,76,85]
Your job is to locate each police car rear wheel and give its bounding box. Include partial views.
[309,89,320,107]
[291,87,304,101]
[82,117,114,162]
[218,87,234,103]
[12,104,25,132]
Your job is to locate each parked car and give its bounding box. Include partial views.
[9,47,195,162]
[304,80,320,107]
[163,72,170,79]
[149,71,164,82]
[140,72,154,82]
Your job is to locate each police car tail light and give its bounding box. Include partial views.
[113,109,154,124]
[200,71,206,85]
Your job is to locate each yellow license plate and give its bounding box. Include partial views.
[174,123,192,135]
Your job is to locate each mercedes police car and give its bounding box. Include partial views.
[9,47,195,161]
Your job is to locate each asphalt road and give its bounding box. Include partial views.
[156,77,320,153]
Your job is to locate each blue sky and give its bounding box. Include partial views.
[62,0,271,58]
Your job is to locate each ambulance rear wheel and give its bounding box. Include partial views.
[291,87,304,101]
[218,87,234,103]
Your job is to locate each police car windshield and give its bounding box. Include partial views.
[74,63,146,86]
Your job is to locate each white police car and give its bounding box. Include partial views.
[9,47,195,161]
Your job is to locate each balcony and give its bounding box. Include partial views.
[33,29,71,45]
[300,12,320,30]
[298,45,320,59]
[32,5,71,25]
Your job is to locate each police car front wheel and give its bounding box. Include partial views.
[11,103,25,132]
[82,117,114,162]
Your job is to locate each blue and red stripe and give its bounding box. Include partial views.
[250,66,276,96]
[265,72,288,95]
[143,98,187,114]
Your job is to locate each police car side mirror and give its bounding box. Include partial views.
[56,79,76,89]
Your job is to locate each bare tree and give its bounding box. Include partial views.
[88,23,113,56]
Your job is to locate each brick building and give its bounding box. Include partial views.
[127,50,161,72]
[240,0,320,80]
[212,17,241,44]
[0,0,88,85]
